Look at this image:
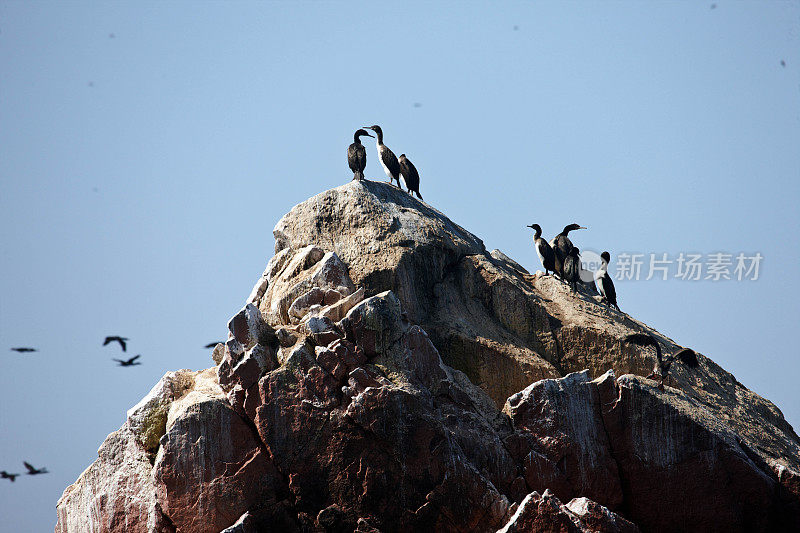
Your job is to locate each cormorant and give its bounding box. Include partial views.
[624,333,699,390]
[596,251,620,311]
[363,125,402,188]
[10,347,37,353]
[23,462,48,475]
[526,224,555,276]
[563,246,582,291]
[1,471,20,482]
[550,224,586,279]
[398,154,423,199]
[347,129,374,181]
[113,354,142,367]
[103,336,128,351]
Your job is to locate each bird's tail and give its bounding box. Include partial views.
[353,171,364,181]
[675,348,699,368]
[415,190,423,200]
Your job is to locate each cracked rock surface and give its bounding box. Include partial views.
[57,181,800,532]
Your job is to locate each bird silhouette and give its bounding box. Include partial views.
[527,224,556,276]
[550,223,586,279]
[1,471,20,482]
[596,251,620,311]
[113,354,142,367]
[204,342,222,349]
[23,462,48,475]
[398,154,423,199]
[624,333,699,390]
[348,129,373,181]
[103,336,128,351]
[10,347,37,353]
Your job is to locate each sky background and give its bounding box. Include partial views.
[1,1,798,530]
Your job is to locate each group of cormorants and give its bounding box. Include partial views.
[9,336,143,367]
[1,462,49,483]
[347,125,423,199]
[527,223,619,311]
[344,129,699,390]
[526,223,699,388]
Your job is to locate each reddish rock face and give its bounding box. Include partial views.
[241,293,515,532]
[153,391,281,533]
[505,370,800,532]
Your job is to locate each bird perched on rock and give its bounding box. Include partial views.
[10,347,37,353]
[398,154,423,199]
[23,462,48,475]
[596,251,620,311]
[103,336,128,351]
[113,354,142,367]
[550,224,586,279]
[527,224,555,276]
[624,333,699,390]
[348,128,374,180]
[1,471,20,482]
[563,246,582,291]
[364,125,402,188]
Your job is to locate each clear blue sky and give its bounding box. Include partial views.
[1,2,798,530]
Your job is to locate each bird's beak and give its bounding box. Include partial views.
[579,226,587,230]
[526,224,534,228]
[364,132,374,137]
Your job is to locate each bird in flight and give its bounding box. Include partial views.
[10,347,37,353]
[103,336,128,351]
[1,471,20,482]
[113,354,142,367]
[23,462,49,475]
[204,342,222,348]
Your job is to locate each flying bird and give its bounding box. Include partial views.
[595,251,620,311]
[781,60,786,68]
[348,128,374,181]
[1,471,20,482]
[23,462,49,475]
[624,333,699,390]
[103,336,128,351]
[527,224,555,276]
[550,224,586,279]
[398,154,423,199]
[10,347,37,353]
[363,125,402,188]
[113,354,142,367]
[204,342,222,349]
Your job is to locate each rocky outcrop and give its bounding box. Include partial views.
[57,181,800,532]
[498,490,639,533]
